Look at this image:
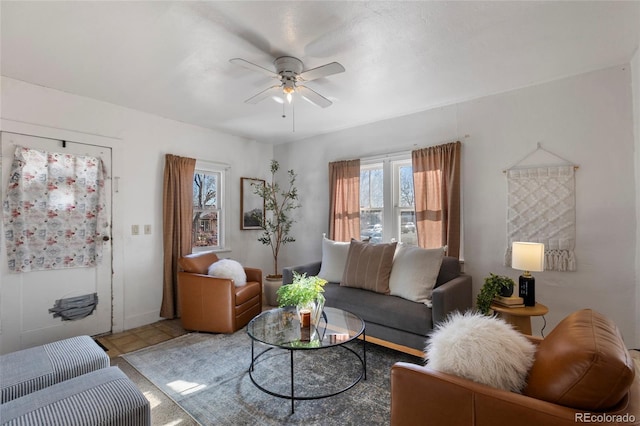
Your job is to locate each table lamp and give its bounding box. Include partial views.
[511,242,545,306]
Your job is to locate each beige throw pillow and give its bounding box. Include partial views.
[318,236,351,283]
[341,239,397,294]
[389,245,445,304]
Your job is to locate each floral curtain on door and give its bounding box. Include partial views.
[3,146,108,272]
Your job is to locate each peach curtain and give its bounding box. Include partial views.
[161,154,196,319]
[328,159,361,241]
[412,141,461,258]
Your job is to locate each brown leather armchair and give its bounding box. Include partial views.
[178,251,262,333]
[391,309,639,426]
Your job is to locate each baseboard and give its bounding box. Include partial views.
[123,311,163,331]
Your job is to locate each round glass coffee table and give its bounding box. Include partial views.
[247,306,366,414]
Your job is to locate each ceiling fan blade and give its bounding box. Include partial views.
[298,62,345,82]
[229,58,279,79]
[297,85,332,108]
[245,85,282,104]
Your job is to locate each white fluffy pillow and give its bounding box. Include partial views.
[318,235,350,283]
[208,259,247,287]
[389,245,445,305]
[425,311,536,393]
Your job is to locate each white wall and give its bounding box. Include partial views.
[0,77,274,345]
[275,65,639,348]
[2,62,638,350]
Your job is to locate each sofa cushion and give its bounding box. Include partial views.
[523,309,635,411]
[235,281,262,305]
[318,236,350,283]
[324,282,433,335]
[1,367,150,425]
[1,335,110,403]
[435,256,461,288]
[179,251,219,274]
[389,245,445,304]
[426,311,536,393]
[341,239,397,294]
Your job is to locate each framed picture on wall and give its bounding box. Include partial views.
[241,177,265,230]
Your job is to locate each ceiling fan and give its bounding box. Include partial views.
[229,56,345,108]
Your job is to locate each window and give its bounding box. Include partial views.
[359,157,417,246]
[360,163,384,243]
[192,162,226,251]
[394,160,417,246]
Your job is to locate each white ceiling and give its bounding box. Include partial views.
[2,1,639,145]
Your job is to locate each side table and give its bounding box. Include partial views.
[490,302,549,335]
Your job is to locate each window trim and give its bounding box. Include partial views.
[360,154,414,244]
[392,159,416,244]
[192,160,230,253]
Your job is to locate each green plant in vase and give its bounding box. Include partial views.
[476,273,516,315]
[277,272,327,325]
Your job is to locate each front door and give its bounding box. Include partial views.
[0,132,112,351]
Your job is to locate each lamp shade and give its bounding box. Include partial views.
[512,242,545,272]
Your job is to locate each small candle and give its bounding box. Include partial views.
[300,310,311,328]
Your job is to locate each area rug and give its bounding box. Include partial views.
[122,330,420,425]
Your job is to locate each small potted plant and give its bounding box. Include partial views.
[476,273,516,315]
[276,272,327,326]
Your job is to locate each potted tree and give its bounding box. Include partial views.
[252,159,300,305]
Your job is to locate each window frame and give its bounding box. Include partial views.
[392,159,418,246]
[359,162,385,243]
[192,160,229,253]
[360,153,415,245]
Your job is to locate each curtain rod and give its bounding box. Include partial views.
[361,150,412,163]
[1,130,109,149]
[336,139,466,164]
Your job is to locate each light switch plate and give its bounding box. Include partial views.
[131,225,139,235]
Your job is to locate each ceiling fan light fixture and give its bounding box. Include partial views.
[230,55,344,109]
[282,81,296,104]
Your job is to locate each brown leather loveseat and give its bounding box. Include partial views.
[391,309,639,425]
[178,251,262,333]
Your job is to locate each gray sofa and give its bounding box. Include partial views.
[283,256,472,355]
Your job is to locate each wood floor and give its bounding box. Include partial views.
[96,303,275,358]
[95,319,187,358]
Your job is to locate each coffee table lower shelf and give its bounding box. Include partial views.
[249,338,367,414]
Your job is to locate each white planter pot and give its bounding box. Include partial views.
[263,277,283,306]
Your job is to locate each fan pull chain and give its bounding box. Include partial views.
[280,98,295,132]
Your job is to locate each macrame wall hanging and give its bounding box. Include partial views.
[504,143,578,272]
